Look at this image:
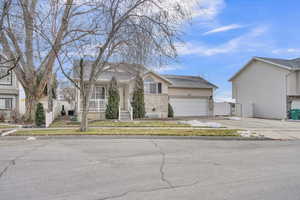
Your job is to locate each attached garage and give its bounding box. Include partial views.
[170,97,209,116]
[162,75,217,117]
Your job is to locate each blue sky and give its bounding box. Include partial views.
[157,0,300,102]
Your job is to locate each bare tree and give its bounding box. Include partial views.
[0,0,97,122]
[59,80,76,106]
[58,0,192,131]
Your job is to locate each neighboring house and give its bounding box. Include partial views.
[0,65,20,119]
[73,62,217,120]
[230,56,300,119]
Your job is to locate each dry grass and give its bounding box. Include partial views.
[14,128,239,137]
[50,120,193,128]
[0,125,17,129]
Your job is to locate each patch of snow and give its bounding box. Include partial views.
[227,117,241,120]
[180,120,222,128]
[205,122,222,128]
[238,130,252,137]
[1,129,17,136]
[238,130,264,138]
[26,136,36,141]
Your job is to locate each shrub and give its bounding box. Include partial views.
[10,109,20,123]
[168,103,174,118]
[132,74,145,119]
[35,103,45,127]
[0,112,6,122]
[105,77,120,119]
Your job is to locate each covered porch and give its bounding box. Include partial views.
[83,83,133,120]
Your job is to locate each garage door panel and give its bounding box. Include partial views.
[170,98,208,116]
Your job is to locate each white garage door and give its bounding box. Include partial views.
[170,98,209,116]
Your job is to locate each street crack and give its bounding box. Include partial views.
[0,142,49,180]
[97,181,199,200]
[95,140,200,200]
[151,140,174,188]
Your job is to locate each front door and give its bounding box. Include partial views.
[118,87,125,110]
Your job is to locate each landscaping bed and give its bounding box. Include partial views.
[12,128,239,137]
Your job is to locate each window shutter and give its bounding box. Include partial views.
[158,83,162,93]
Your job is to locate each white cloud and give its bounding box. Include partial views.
[203,24,245,35]
[191,0,225,20]
[177,26,269,56]
[272,48,300,55]
[152,64,184,73]
[157,0,225,23]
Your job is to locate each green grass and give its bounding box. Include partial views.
[13,128,240,137]
[50,120,193,128]
[50,120,80,127]
[0,125,17,129]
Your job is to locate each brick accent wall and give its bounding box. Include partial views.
[144,94,168,118]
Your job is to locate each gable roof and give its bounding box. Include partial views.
[162,74,218,89]
[72,61,218,89]
[143,71,173,84]
[229,56,300,81]
[72,61,148,81]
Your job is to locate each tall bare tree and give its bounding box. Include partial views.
[0,0,96,122]
[59,0,193,131]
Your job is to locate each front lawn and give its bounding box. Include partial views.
[50,120,195,128]
[0,125,18,129]
[13,128,239,136]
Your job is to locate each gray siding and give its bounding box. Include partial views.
[232,60,288,119]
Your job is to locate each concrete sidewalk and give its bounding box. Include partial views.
[213,118,300,140]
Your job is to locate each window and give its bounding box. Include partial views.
[91,86,105,100]
[0,98,12,110]
[144,77,162,94]
[0,67,12,85]
[158,83,162,93]
[89,86,105,110]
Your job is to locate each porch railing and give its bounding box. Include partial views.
[128,98,133,120]
[89,99,107,112]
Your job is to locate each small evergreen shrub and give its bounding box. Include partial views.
[0,112,6,122]
[168,103,174,118]
[105,77,120,119]
[35,103,45,127]
[132,74,145,119]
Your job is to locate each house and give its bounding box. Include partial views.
[0,64,21,119]
[73,62,217,120]
[229,56,300,119]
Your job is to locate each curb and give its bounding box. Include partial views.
[0,135,273,141]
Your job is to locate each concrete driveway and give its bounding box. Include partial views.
[1,138,300,200]
[213,118,300,139]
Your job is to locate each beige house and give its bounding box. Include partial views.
[74,62,217,120]
[230,56,300,119]
[0,65,20,119]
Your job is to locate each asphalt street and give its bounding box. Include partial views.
[1,137,300,200]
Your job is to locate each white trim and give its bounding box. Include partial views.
[229,57,294,82]
[143,71,173,85]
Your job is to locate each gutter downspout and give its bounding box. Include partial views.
[285,71,294,120]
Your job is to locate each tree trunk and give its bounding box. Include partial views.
[47,76,53,113]
[80,94,89,132]
[80,109,88,132]
[24,93,38,123]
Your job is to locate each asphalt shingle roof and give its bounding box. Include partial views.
[162,75,217,89]
[72,61,147,81]
[256,57,300,69]
[72,61,217,89]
